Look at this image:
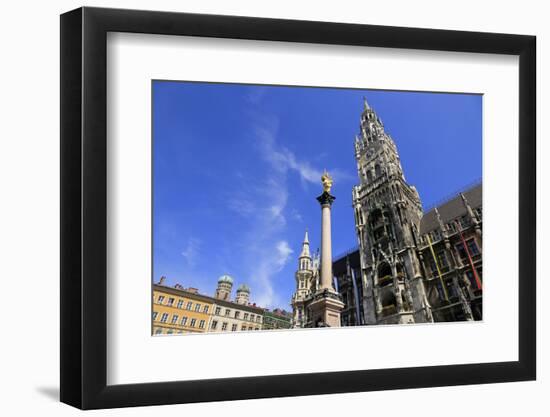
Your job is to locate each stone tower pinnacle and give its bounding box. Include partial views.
[363,96,371,111]
[300,230,310,258]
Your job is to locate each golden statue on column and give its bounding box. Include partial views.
[321,170,333,193]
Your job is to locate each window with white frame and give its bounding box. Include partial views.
[467,238,480,256]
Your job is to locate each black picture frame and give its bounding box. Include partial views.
[60,6,536,410]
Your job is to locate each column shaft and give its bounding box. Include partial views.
[320,204,333,289]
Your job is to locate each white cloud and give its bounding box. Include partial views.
[254,240,294,308]
[181,237,201,268]
[222,116,291,308]
[291,209,303,222]
[233,113,353,308]
[254,119,320,185]
[330,168,356,183]
[228,198,256,217]
[246,86,268,104]
[253,115,354,187]
[275,241,293,269]
[279,148,321,183]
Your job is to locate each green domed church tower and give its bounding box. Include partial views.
[215,274,233,301]
[235,283,251,305]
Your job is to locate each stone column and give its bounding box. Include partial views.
[317,191,336,290]
[307,174,344,328]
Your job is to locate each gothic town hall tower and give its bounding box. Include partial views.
[352,99,433,325]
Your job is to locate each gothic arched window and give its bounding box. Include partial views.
[380,288,396,308]
[375,164,382,177]
[367,169,373,183]
[378,263,392,285]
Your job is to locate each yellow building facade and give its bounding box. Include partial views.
[152,284,215,335]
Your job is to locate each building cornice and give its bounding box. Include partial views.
[153,284,264,312]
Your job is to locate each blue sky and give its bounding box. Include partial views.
[153,81,482,310]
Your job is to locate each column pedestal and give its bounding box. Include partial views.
[308,289,345,327]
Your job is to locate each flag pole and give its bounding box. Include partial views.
[456,220,482,290]
[426,234,449,301]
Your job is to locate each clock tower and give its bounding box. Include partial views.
[352,99,433,324]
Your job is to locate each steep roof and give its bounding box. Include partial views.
[419,183,482,235]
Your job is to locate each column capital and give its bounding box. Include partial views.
[316,191,336,206]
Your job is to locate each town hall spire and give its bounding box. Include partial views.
[352,98,430,325]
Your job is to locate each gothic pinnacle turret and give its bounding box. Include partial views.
[300,230,311,258]
[354,97,408,185]
[363,96,371,111]
[298,230,312,271]
[359,98,388,145]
